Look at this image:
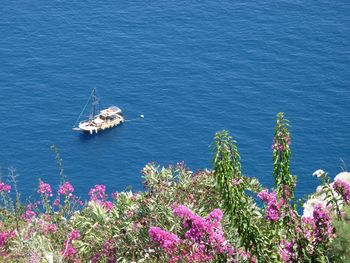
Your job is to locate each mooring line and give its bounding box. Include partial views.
[125,115,145,122]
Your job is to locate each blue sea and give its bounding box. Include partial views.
[0,0,349,200]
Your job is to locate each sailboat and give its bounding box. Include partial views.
[72,88,125,134]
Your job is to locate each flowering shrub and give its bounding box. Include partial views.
[68,163,222,262]
[212,113,345,262]
[149,227,180,254]
[327,206,350,262]
[258,189,284,222]
[272,113,295,200]
[0,113,348,262]
[62,229,81,259]
[333,179,350,204]
[312,205,334,245]
[149,205,237,262]
[0,222,15,254]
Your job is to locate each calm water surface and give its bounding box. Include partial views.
[0,0,349,199]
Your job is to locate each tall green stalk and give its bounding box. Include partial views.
[212,130,271,261]
[272,112,295,200]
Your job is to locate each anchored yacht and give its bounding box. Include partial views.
[73,88,124,134]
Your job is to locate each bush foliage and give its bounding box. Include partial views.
[0,112,348,262]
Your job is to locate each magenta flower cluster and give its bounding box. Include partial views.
[88,185,113,211]
[282,205,335,262]
[111,191,119,200]
[23,203,39,222]
[37,179,53,197]
[258,189,284,221]
[149,204,234,262]
[278,205,334,262]
[279,240,295,262]
[172,205,226,248]
[148,227,180,253]
[0,223,15,248]
[36,215,58,235]
[333,179,350,204]
[0,182,11,193]
[312,205,334,244]
[40,223,57,235]
[58,181,74,195]
[56,181,84,207]
[0,231,15,248]
[89,185,107,202]
[62,229,81,259]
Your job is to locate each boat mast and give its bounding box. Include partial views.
[91,88,98,119]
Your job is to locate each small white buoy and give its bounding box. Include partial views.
[140,114,144,118]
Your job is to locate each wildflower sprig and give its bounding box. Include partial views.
[315,170,342,219]
[273,112,295,200]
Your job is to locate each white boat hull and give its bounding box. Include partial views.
[80,119,124,134]
[73,106,125,134]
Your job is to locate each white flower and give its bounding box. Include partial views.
[302,195,327,217]
[316,185,323,194]
[334,172,350,184]
[44,253,53,263]
[313,169,325,178]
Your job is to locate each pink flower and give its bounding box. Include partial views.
[88,185,113,211]
[23,205,36,222]
[62,229,80,258]
[301,217,314,241]
[68,229,80,240]
[279,240,295,262]
[172,204,233,255]
[172,204,192,220]
[103,201,113,211]
[53,199,60,206]
[232,178,243,186]
[48,224,57,232]
[0,230,15,247]
[111,192,119,200]
[257,189,272,203]
[37,179,52,197]
[333,179,350,204]
[272,131,291,152]
[58,182,74,195]
[208,209,223,222]
[0,182,11,193]
[150,205,234,262]
[41,223,57,234]
[62,245,77,258]
[258,189,284,221]
[312,205,334,244]
[89,184,107,202]
[149,227,180,253]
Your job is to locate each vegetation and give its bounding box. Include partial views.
[0,112,349,262]
[327,206,350,262]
